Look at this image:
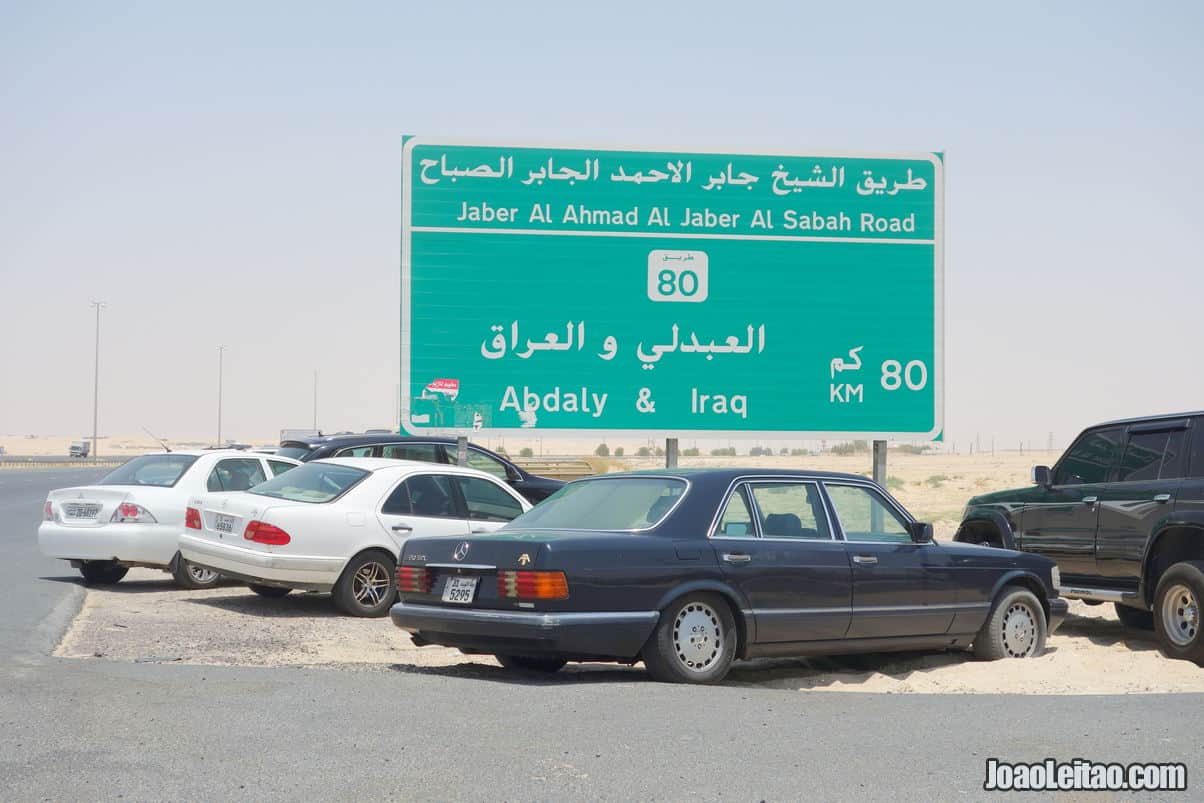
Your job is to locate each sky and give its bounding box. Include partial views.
[1,0,1202,449]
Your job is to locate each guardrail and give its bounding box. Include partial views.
[510,457,596,480]
[0,457,126,470]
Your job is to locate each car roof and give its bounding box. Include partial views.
[312,456,508,479]
[1090,410,1203,428]
[280,433,477,449]
[583,467,874,482]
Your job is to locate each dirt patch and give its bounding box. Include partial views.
[55,569,1204,693]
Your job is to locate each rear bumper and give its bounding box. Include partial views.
[389,601,659,659]
[38,521,179,566]
[178,534,345,591]
[1048,597,1069,634]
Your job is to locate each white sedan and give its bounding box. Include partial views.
[177,458,532,616]
[38,450,302,587]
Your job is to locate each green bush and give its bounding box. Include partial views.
[519,447,533,458]
[789,448,810,457]
[614,447,624,457]
[710,447,737,457]
[637,446,651,457]
[885,476,905,491]
[830,440,869,456]
[925,474,949,488]
[594,443,610,457]
[681,447,700,457]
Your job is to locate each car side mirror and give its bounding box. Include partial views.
[1031,465,1052,487]
[907,521,934,544]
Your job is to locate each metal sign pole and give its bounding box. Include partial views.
[665,437,678,468]
[456,435,468,466]
[872,439,887,485]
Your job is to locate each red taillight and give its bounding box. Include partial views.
[497,570,569,600]
[397,566,433,593]
[44,500,54,521]
[110,502,157,523]
[185,507,202,530]
[244,520,290,545]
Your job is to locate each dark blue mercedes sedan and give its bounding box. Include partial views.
[389,468,1068,683]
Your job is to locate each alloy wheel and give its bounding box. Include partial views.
[1000,602,1038,657]
[672,601,724,672]
[352,561,391,608]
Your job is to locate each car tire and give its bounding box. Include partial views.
[1113,602,1154,630]
[172,557,221,590]
[496,655,567,674]
[1152,561,1204,665]
[973,587,1047,660]
[79,561,128,585]
[641,593,737,684]
[332,550,396,617]
[249,585,291,598]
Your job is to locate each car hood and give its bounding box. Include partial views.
[936,538,1054,574]
[966,484,1039,507]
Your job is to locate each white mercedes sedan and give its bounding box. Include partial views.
[38,450,302,588]
[177,458,532,617]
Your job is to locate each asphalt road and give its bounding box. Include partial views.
[0,469,1199,801]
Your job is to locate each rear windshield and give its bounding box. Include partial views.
[275,444,316,461]
[504,477,687,531]
[97,455,199,488]
[248,462,368,504]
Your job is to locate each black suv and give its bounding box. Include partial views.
[276,434,564,503]
[956,412,1204,664]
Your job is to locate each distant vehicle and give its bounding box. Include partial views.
[69,441,90,458]
[391,469,1067,683]
[38,451,301,587]
[276,434,564,503]
[957,411,1204,665]
[178,458,532,616]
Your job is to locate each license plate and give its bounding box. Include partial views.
[441,576,479,604]
[63,502,102,520]
[214,514,235,534]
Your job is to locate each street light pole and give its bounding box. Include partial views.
[217,345,225,446]
[90,301,105,458]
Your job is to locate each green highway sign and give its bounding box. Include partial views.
[401,137,943,439]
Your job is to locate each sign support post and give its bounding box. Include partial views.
[456,435,468,466]
[665,437,678,468]
[872,439,887,485]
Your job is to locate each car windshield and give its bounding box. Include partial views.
[504,477,687,531]
[97,454,199,488]
[247,462,368,503]
[275,444,316,461]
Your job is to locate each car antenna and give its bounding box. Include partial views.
[142,426,172,453]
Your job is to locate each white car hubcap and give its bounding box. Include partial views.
[673,602,724,672]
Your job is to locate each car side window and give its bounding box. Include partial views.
[1117,430,1186,482]
[398,473,460,519]
[267,460,297,477]
[1054,428,1124,486]
[748,482,831,539]
[381,443,441,463]
[336,446,375,458]
[207,458,268,492]
[466,449,512,480]
[455,476,524,522]
[825,484,910,543]
[380,481,413,515]
[715,485,756,537]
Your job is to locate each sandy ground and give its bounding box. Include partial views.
[53,568,1204,693]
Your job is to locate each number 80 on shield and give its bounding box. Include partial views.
[647,250,709,303]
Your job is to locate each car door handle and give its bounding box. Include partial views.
[471,528,490,534]
[391,524,413,533]
[1153,494,1171,503]
[852,554,879,565]
[1082,496,1099,505]
[721,552,752,564]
